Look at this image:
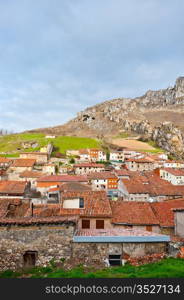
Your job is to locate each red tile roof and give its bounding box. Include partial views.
[59,182,92,192]
[110,201,159,225]
[0,181,27,195]
[87,172,118,180]
[0,216,77,225]
[37,175,88,182]
[20,170,43,178]
[74,163,105,168]
[161,168,184,176]
[12,159,36,167]
[0,157,11,163]
[31,191,112,218]
[151,199,184,227]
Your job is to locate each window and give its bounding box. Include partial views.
[23,251,38,268]
[96,219,104,229]
[79,197,84,208]
[108,255,121,266]
[82,219,90,229]
[146,225,152,232]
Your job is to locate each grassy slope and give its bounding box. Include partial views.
[0,133,100,155]
[1,258,184,278]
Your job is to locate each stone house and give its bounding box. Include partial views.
[160,168,184,185]
[0,216,76,271]
[7,159,36,180]
[19,171,43,189]
[73,163,105,175]
[73,229,169,266]
[20,152,48,164]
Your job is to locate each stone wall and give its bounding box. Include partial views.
[72,242,167,265]
[0,224,75,271]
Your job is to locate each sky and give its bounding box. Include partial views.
[0,0,184,132]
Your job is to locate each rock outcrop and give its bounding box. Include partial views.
[30,77,184,157]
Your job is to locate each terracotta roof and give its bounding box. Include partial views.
[31,191,112,218]
[122,172,184,196]
[0,216,77,225]
[126,158,153,163]
[79,149,89,154]
[151,199,184,227]
[161,168,184,176]
[110,201,159,225]
[115,169,131,176]
[74,163,105,168]
[87,172,118,180]
[12,159,36,167]
[59,182,92,192]
[37,175,88,182]
[20,170,43,178]
[0,181,27,195]
[0,157,11,163]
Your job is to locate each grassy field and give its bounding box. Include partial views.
[0,133,100,155]
[1,258,184,278]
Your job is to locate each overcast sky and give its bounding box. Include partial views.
[0,0,184,132]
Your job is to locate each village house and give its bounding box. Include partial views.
[110,201,160,233]
[119,172,184,202]
[0,193,172,270]
[0,157,12,169]
[160,168,184,185]
[163,160,184,169]
[87,172,119,198]
[0,181,29,198]
[7,159,36,180]
[88,148,106,162]
[36,174,88,195]
[151,199,184,235]
[125,158,156,172]
[40,143,53,157]
[109,151,124,162]
[79,149,90,161]
[73,162,105,175]
[19,171,43,189]
[20,152,48,164]
[42,163,56,175]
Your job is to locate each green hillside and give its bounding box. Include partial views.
[0,133,100,156]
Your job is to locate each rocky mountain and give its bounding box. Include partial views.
[31,77,184,158]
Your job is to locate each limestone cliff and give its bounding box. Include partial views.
[30,77,184,157]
